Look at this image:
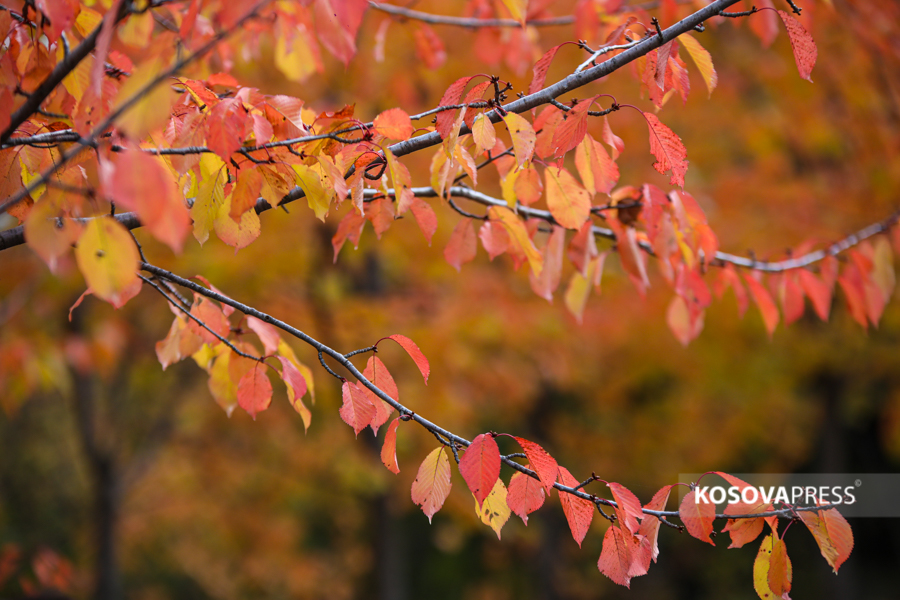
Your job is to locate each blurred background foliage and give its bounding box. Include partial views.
[1,0,899,598]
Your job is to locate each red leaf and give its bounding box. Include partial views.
[528,43,565,95]
[314,0,365,66]
[444,218,477,272]
[644,112,688,188]
[597,524,641,588]
[479,220,510,260]
[365,197,396,238]
[237,363,272,420]
[373,108,414,141]
[514,437,558,495]
[821,508,854,573]
[188,296,231,344]
[837,262,869,328]
[381,417,401,474]
[608,482,643,535]
[361,356,397,435]
[276,355,310,430]
[207,98,247,161]
[385,334,430,384]
[332,210,367,262]
[435,76,474,139]
[507,469,546,525]
[716,472,771,548]
[550,97,596,158]
[36,0,74,42]
[743,273,780,337]
[411,447,452,522]
[602,116,625,160]
[246,316,281,356]
[459,433,501,505]
[339,380,376,436]
[529,225,565,301]
[557,466,594,547]
[413,23,447,70]
[568,221,599,276]
[713,263,749,317]
[679,489,715,545]
[608,218,650,296]
[637,485,673,566]
[778,10,817,82]
[409,197,438,245]
[780,273,805,325]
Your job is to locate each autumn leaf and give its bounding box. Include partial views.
[502,112,536,170]
[361,356,397,435]
[597,524,642,588]
[644,113,689,188]
[246,316,281,356]
[373,107,414,141]
[487,206,544,276]
[500,0,528,26]
[529,43,565,94]
[637,485,674,567]
[207,97,248,161]
[507,469,545,525]
[339,380,376,436]
[459,433,501,506]
[412,23,447,70]
[557,466,594,547]
[778,10,817,82]
[74,217,140,308]
[575,134,619,196]
[679,33,718,97]
[602,116,625,160]
[444,218,477,272]
[24,193,83,273]
[237,362,273,420]
[754,534,793,600]
[435,76,474,139]
[409,197,438,245]
[411,447,452,523]
[277,355,310,430]
[608,482,643,535]
[679,489,715,545]
[384,334,430,384]
[798,507,854,574]
[471,114,496,155]
[514,437,558,495]
[381,417,401,474]
[544,167,591,230]
[743,273,780,337]
[474,478,510,539]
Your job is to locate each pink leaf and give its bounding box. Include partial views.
[644,112,688,188]
[385,334,430,384]
[778,10,817,82]
[237,363,273,420]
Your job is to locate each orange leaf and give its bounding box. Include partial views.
[444,218,477,272]
[487,206,544,276]
[339,380,376,436]
[557,466,594,547]
[373,107,414,141]
[411,447,452,523]
[332,210,367,262]
[514,437,558,495]
[361,356,397,435]
[460,433,501,505]
[529,225,565,301]
[499,0,527,26]
[575,134,619,196]
[545,167,591,230]
[237,363,272,420]
[207,97,248,161]
[644,112,688,188]
[188,295,230,344]
[679,489,715,545]
[602,116,624,160]
[767,535,793,597]
[778,10,817,82]
[381,417,401,474]
[754,534,790,600]
[479,220,510,260]
[385,334,430,384]
[667,295,704,347]
[507,469,545,525]
[23,193,82,273]
[743,273,780,336]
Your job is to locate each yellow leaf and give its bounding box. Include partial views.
[293,164,332,220]
[500,0,528,26]
[214,193,261,249]
[275,28,321,83]
[74,217,140,307]
[474,478,511,540]
[487,206,543,276]
[679,33,718,97]
[545,167,591,229]
[192,154,226,245]
[114,56,176,139]
[502,112,535,169]
[472,113,496,155]
[24,191,83,273]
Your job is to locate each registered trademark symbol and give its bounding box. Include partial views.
[855,479,862,487]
